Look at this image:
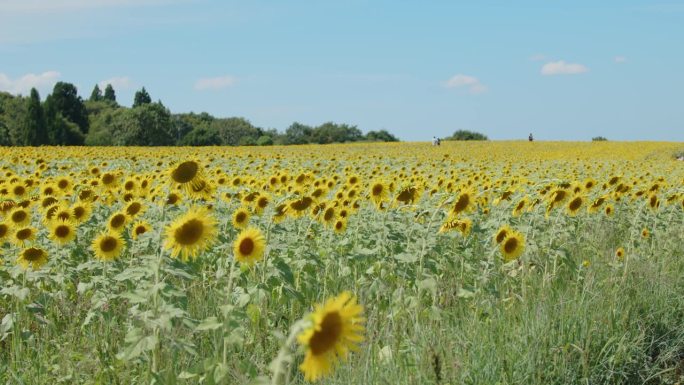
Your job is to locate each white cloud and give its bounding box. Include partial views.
[443,74,487,94]
[98,76,132,90]
[541,60,589,75]
[0,70,61,95]
[194,76,236,91]
[614,56,627,63]
[529,53,547,61]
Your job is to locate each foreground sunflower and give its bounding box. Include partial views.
[231,207,250,229]
[131,221,152,240]
[233,227,266,265]
[500,229,525,262]
[164,207,217,261]
[17,247,48,270]
[92,231,125,261]
[48,219,77,246]
[298,292,365,382]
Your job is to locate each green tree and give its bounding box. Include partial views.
[446,129,488,141]
[210,117,262,146]
[284,122,313,144]
[89,84,103,102]
[311,122,363,144]
[365,129,399,142]
[179,126,222,146]
[24,88,48,145]
[103,84,117,104]
[256,135,274,146]
[114,102,174,145]
[45,82,89,136]
[133,87,152,108]
[1,92,29,145]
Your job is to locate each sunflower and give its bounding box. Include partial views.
[615,247,625,261]
[500,230,525,262]
[494,225,513,244]
[72,202,92,224]
[647,193,660,211]
[0,221,10,243]
[107,212,129,233]
[48,219,77,246]
[8,207,31,227]
[233,227,266,266]
[333,218,347,234]
[322,207,336,224]
[125,200,145,218]
[288,196,314,217]
[587,195,607,213]
[253,194,270,215]
[298,291,364,382]
[232,207,251,229]
[604,204,614,216]
[92,231,125,261]
[641,228,650,238]
[17,247,48,270]
[369,180,388,205]
[12,226,37,247]
[451,188,476,215]
[164,207,217,261]
[566,195,585,216]
[100,172,119,190]
[169,160,204,193]
[131,221,152,240]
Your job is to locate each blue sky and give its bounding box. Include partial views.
[1,0,683,141]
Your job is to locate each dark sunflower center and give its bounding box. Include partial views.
[135,226,148,235]
[55,225,70,238]
[309,312,343,355]
[127,203,142,216]
[74,207,86,219]
[17,228,32,240]
[0,224,8,237]
[174,219,204,245]
[100,237,118,252]
[496,230,508,244]
[11,210,27,223]
[504,238,518,254]
[57,211,71,221]
[102,174,115,185]
[323,208,335,221]
[235,212,247,223]
[23,247,44,261]
[13,186,26,195]
[569,198,582,211]
[372,184,383,196]
[453,195,470,213]
[124,181,135,191]
[239,237,255,256]
[335,221,344,230]
[110,214,126,228]
[257,198,268,208]
[172,161,199,183]
[58,180,68,189]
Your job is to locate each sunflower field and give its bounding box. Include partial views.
[1,141,683,384]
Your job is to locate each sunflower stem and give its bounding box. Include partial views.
[270,320,307,385]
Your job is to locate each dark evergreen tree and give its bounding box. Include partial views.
[103,84,117,104]
[24,88,48,145]
[133,87,152,107]
[45,82,89,135]
[89,84,103,102]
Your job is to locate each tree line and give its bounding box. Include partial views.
[0,82,399,146]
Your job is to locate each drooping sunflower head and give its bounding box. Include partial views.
[17,247,48,270]
[233,227,266,266]
[164,207,217,261]
[125,200,145,218]
[451,188,476,215]
[49,219,77,246]
[0,221,9,241]
[297,291,365,382]
[288,196,314,217]
[232,207,250,229]
[500,230,525,262]
[92,231,125,261]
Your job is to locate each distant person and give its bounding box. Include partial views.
[432,136,438,146]
[528,133,534,142]
[437,137,441,146]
